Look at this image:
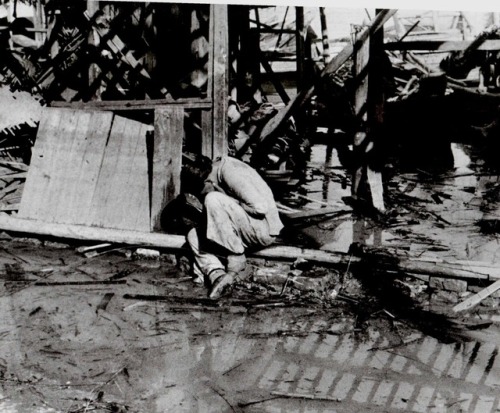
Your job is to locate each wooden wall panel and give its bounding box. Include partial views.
[61,111,114,224]
[19,108,66,219]
[20,109,151,232]
[87,115,149,232]
[50,111,92,222]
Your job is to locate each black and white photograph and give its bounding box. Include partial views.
[0,0,499,411]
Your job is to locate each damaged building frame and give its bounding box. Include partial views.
[0,1,392,242]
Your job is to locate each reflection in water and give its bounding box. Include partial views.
[145,310,500,413]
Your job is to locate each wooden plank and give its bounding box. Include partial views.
[0,214,186,249]
[201,109,213,158]
[353,28,369,119]
[384,39,500,52]
[59,111,114,225]
[114,121,149,231]
[0,181,23,201]
[260,55,291,104]
[212,4,229,159]
[295,7,305,92]
[107,117,148,231]
[42,110,87,222]
[259,9,397,143]
[50,111,92,223]
[1,213,499,284]
[88,116,149,231]
[133,123,152,231]
[0,173,27,179]
[286,207,350,220]
[18,108,64,218]
[50,100,212,111]
[319,7,330,63]
[366,166,385,212]
[364,14,386,213]
[87,116,131,228]
[452,279,500,313]
[151,106,184,231]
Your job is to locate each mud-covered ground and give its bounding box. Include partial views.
[0,141,499,412]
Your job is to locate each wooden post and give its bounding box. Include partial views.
[319,7,330,63]
[237,6,251,102]
[201,109,213,158]
[295,7,305,93]
[366,9,386,212]
[352,10,386,212]
[352,26,369,201]
[211,4,228,159]
[151,106,184,232]
[353,28,369,121]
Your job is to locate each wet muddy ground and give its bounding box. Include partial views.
[0,140,500,412]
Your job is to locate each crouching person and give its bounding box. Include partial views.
[182,154,283,299]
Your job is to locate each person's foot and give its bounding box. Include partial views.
[208,271,234,300]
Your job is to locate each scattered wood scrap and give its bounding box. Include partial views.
[0,162,28,212]
[452,279,500,313]
[96,293,115,313]
[271,391,341,402]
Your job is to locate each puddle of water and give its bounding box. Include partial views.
[144,310,500,412]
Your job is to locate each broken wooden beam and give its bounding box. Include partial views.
[285,207,350,220]
[259,9,397,142]
[254,246,497,281]
[5,277,126,286]
[452,279,500,313]
[0,215,496,282]
[0,215,186,249]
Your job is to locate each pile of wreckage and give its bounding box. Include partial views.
[0,3,499,321]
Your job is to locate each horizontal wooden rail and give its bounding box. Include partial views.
[51,99,213,111]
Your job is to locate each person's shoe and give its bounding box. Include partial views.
[208,271,234,300]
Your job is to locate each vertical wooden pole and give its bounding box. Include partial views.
[201,109,213,158]
[352,12,386,212]
[151,106,184,232]
[319,7,330,64]
[353,29,369,122]
[211,4,229,159]
[295,6,305,93]
[351,28,369,200]
[366,9,386,212]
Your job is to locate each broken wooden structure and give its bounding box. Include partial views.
[0,3,399,239]
[1,2,229,237]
